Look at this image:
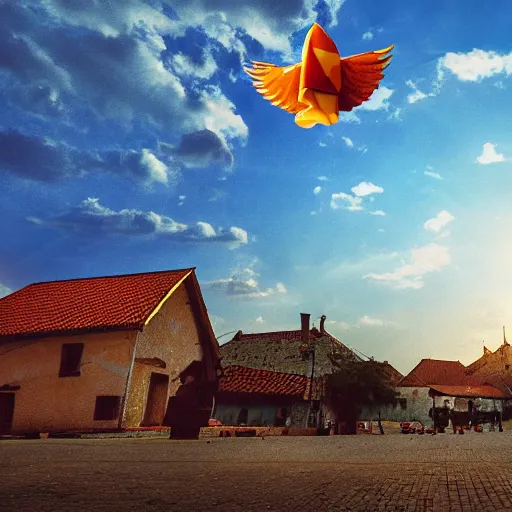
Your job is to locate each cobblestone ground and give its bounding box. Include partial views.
[1,431,512,511]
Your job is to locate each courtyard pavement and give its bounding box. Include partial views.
[1,431,512,511]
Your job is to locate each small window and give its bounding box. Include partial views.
[506,364,510,370]
[59,343,84,377]
[94,396,121,421]
[398,398,407,410]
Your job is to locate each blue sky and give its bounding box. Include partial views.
[1,0,512,374]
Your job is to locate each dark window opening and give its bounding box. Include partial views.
[398,398,407,410]
[506,364,510,370]
[94,396,121,421]
[237,408,248,425]
[59,343,84,377]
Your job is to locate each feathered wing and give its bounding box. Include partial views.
[337,45,394,112]
[244,61,306,114]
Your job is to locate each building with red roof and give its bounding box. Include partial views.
[365,356,508,430]
[214,365,311,427]
[0,268,220,436]
[216,313,402,430]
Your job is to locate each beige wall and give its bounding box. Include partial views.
[123,280,203,428]
[0,330,136,434]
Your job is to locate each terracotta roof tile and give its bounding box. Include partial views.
[0,268,193,339]
[232,327,351,350]
[398,359,475,387]
[219,365,308,397]
[429,384,507,399]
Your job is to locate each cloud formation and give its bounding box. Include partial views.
[351,181,384,197]
[331,192,363,211]
[358,315,398,327]
[28,197,248,248]
[424,210,455,233]
[476,142,506,165]
[205,263,287,299]
[363,243,451,290]
[439,49,512,82]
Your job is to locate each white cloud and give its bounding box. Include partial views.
[424,210,455,233]
[255,316,264,323]
[319,142,327,147]
[318,176,330,181]
[326,319,351,330]
[313,186,322,195]
[439,49,512,82]
[201,85,248,143]
[406,79,435,104]
[29,197,249,248]
[331,192,363,211]
[342,136,354,147]
[139,149,169,185]
[351,181,384,197]
[170,49,218,80]
[363,243,451,290]
[0,283,12,298]
[358,86,394,111]
[476,142,506,165]
[369,210,386,216]
[338,111,361,123]
[424,170,443,180]
[205,262,287,299]
[358,316,397,327]
[387,107,402,121]
[362,31,374,41]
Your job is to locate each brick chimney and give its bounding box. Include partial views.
[300,313,310,342]
[320,315,327,334]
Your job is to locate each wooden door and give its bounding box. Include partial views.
[0,393,15,434]
[142,373,169,426]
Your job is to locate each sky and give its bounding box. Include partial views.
[1,1,512,375]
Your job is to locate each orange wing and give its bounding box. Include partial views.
[338,45,394,112]
[244,61,306,114]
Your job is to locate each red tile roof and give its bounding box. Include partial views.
[429,384,507,399]
[231,327,352,351]
[219,365,308,397]
[0,268,193,340]
[398,359,475,387]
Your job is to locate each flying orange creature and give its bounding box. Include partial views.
[244,23,394,129]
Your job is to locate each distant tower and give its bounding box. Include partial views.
[504,326,510,346]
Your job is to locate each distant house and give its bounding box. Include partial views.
[0,268,220,436]
[370,358,507,428]
[214,365,311,427]
[219,313,363,428]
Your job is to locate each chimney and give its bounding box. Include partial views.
[300,313,310,342]
[320,315,327,334]
[383,360,389,365]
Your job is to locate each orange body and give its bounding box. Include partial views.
[244,23,394,129]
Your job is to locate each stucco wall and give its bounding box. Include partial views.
[361,387,503,427]
[361,387,434,426]
[214,401,309,428]
[123,281,204,428]
[0,331,136,434]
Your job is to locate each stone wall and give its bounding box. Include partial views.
[220,335,340,378]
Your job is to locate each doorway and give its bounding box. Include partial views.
[142,373,169,426]
[0,393,15,434]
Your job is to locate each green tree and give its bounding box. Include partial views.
[325,348,398,434]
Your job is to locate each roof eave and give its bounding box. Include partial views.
[0,324,140,343]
